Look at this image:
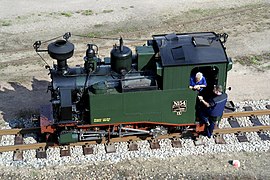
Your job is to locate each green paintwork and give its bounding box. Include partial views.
[88,62,230,125]
[92,81,108,94]
[227,57,233,71]
[59,132,78,144]
[136,46,155,71]
[156,62,163,76]
[87,39,231,125]
[89,88,196,124]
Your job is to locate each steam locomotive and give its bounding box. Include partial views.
[33,32,232,144]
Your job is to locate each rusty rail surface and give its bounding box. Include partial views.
[0,127,40,136]
[0,109,269,153]
[0,109,268,137]
[0,109,269,136]
[222,109,270,118]
[214,125,270,135]
[0,134,180,153]
[0,125,270,153]
[0,143,47,153]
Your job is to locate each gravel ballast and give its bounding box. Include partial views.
[0,100,269,179]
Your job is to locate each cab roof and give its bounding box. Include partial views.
[152,32,228,67]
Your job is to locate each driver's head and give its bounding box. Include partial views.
[213,85,223,94]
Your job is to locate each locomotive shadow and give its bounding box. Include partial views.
[0,77,50,125]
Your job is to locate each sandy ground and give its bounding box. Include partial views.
[0,0,270,178]
[0,0,269,120]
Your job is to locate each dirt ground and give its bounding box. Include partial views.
[0,0,270,178]
[0,0,270,121]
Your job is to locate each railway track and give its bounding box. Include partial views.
[0,108,269,161]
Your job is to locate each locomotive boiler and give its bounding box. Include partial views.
[33,32,232,144]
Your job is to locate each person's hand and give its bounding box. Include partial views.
[194,85,200,90]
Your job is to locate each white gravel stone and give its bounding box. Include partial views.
[0,100,269,168]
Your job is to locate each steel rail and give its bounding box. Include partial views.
[0,134,178,153]
[222,109,270,118]
[1,125,270,153]
[0,127,40,136]
[0,109,269,136]
[0,109,269,153]
[214,125,270,135]
[0,143,47,153]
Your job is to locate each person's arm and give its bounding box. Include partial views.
[193,77,207,90]
[198,96,210,107]
[189,78,195,89]
[198,77,207,88]
[195,84,206,90]
[199,84,206,88]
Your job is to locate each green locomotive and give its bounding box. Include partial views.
[34,32,232,144]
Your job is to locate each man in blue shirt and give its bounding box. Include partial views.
[189,72,207,92]
[198,85,228,138]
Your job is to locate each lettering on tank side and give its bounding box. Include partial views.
[94,118,111,123]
